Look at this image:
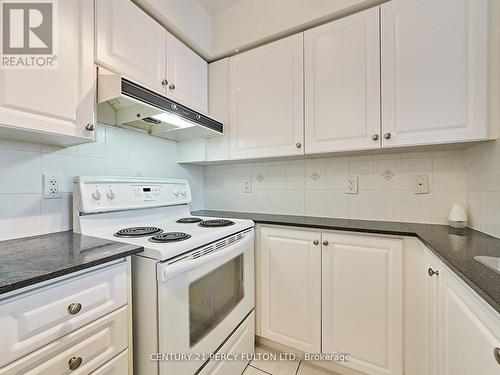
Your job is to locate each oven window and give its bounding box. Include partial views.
[189,255,244,347]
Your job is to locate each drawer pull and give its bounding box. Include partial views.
[68,356,83,370]
[494,347,500,365]
[428,268,439,277]
[68,303,82,315]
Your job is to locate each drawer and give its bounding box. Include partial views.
[0,262,127,367]
[0,306,128,375]
[90,350,128,375]
[199,312,255,375]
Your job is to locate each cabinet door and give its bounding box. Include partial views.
[381,0,489,147]
[166,33,208,113]
[423,250,441,375]
[260,226,321,352]
[438,267,500,375]
[322,233,403,375]
[0,0,94,146]
[229,34,304,160]
[304,7,381,154]
[96,0,166,94]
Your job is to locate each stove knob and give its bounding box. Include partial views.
[173,189,179,197]
[180,189,186,197]
[92,189,101,201]
[107,189,115,200]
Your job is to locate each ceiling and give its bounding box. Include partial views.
[197,0,244,15]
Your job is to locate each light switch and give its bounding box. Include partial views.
[413,175,429,194]
[242,177,251,193]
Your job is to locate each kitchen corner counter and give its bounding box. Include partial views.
[192,210,500,314]
[0,231,143,295]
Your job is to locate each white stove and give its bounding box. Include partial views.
[73,177,255,375]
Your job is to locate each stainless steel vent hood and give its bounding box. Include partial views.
[97,68,223,141]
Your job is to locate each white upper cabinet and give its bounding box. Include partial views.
[229,34,304,160]
[304,7,381,154]
[96,0,166,94]
[259,226,321,353]
[438,267,500,375]
[206,58,230,161]
[166,34,208,113]
[381,0,491,147]
[0,0,95,146]
[322,233,403,375]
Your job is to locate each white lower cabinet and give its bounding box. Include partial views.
[90,349,129,375]
[322,233,403,375]
[0,260,131,374]
[0,307,128,375]
[424,250,500,375]
[260,226,321,353]
[258,226,403,375]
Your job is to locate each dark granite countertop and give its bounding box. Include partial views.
[193,210,500,314]
[0,231,143,295]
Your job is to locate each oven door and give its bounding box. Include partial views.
[156,229,254,375]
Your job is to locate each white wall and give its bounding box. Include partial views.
[0,124,204,240]
[211,0,384,58]
[204,149,467,225]
[465,139,500,238]
[133,0,213,59]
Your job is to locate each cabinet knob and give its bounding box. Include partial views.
[296,142,302,149]
[161,79,168,86]
[313,240,319,245]
[169,83,176,90]
[494,347,500,365]
[68,356,83,370]
[428,268,439,277]
[372,134,379,141]
[323,240,329,246]
[85,123,95,131]
[384,132,392,140]
[68,303,82,315]
[170,104,178,111]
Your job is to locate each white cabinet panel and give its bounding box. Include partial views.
[229,34,304,160]
[96,0,166,94]
[423,250,441,375]
[0,307,128,375]
[90,350,129,375]
[381,0,490,147]
[166,33,208,113]
[206,58,230,162]
[304,7,381,154]
[260,226,321,352]
[0,262,127,367]
[439,267,500,375]
[0,0,94,146]
[322,233,403,375]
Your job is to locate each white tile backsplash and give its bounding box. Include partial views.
[204,149,470,226]
[0,124,204,240]
[465,139,500,238]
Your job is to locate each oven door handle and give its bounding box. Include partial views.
[157,231,254,282]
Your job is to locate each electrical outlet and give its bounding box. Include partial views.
[43,175,63,199]
[242,177,251,193]
[413,174,429,194]
[345,176,359,194]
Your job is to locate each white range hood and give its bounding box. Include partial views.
[97,68,223,141]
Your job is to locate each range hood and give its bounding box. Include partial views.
[97,68,223,141]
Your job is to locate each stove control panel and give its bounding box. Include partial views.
[75,177,192,213]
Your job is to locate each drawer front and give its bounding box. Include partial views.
[0,307,128,375]
[199,312,255,375]
[90,350,129,375]
[0,262,127,367]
